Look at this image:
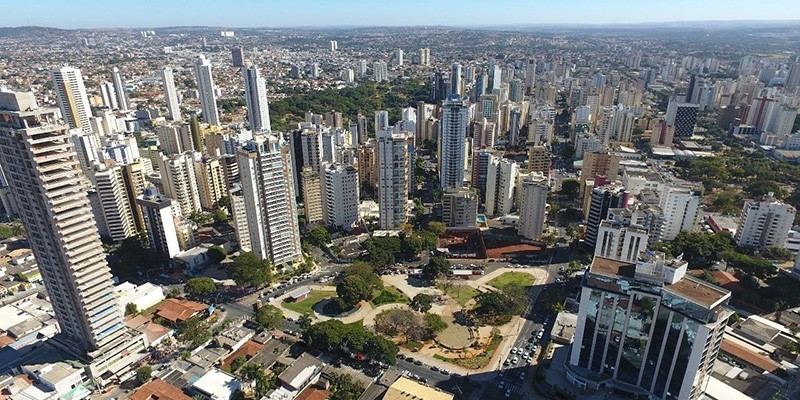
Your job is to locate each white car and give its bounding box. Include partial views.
[536,330,544,340]
[511,347,518,354]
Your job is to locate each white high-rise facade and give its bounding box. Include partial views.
[395,48,404,66]
[111,67,129,111]
[91,165,136,242]
[242,64,272,132]
[373,61,388,82]
[595,209,649,263]
[321,163,360,231]
[194,55,221,126]
[0,90,127,355]
[158,152,202,215]
[451,63,462,96]
[377,130,412,229]
[375,110,389,133]
[51,65,93,134]
[735,193,796,248]
[485,156,517,217]
[100,81,118,110]
[237,134,302,266]
[439,95,469,189]
[658,186,701,241]
[136,190,181,259]
[518,173,548,240]
[161,66,181,121]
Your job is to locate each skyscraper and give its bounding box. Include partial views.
[0,90,128,357]
[373,61,388,82]
[395,48,404,66]
[161,66,181,121]
[451,63,462,96]
[442,187,478,229]
[242,64,272,132]
[300,166,323,224]
[485,156,517,217]
[439,95,469,189]
[91,165,137,242]
[665,99,699,137]
[100,81,118,110]
[524,59,536,95]
[658,186,701,241]
[374,110,389,133]
[194,55,221,126]
[51,65,93,134]
[517,173,548,240]
[321,162,360,231]
[237,134,302,266]
[158,152,202,215]
[136,189,181,260]
[377,130,412,229]
[231,47,245,67]
[111,67,129,111]
[734,193,796,248]
[585,184,629,249]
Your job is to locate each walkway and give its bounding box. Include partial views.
[268,285,373,324]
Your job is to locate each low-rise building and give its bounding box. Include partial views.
[191,369,241,400]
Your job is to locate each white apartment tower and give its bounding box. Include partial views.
[161,66,181,121]
[442,187,478,229]
[735,193,796,248]
[237,134,302,266]
[156,124,193,155]
[485,156,518,217]
[194,55,221,126]
[91,165,137,242]
[136,189,181,259]
[518,173,548,240]
[595,208,649,263]
[111,67,129,111]
[658,186,701,241]
[229,184,251,252]
[242,64,272,132]
[322,163,360,231]
[157,152,202,215]
[439,95,469,189]
[51,65,93,134]
[100,81,118,110]
[377,130,412,229]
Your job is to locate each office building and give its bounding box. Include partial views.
[665,99,699,137]
[242,64,272,132]
[658,186,701,241]
[91,165,137,242]
[442,187,478,229]
[569,254,731,400]
[51,65,93,134]
[321,163,360,231]
[300,166,323,224]
[111,67,129,111]
[518,173,548,240]
[485,157,517,217]
[734,193,796,248]
[585,185,629,249]
[594,208,648,263]
[194,55,221,126]
[439,95,469,189]
[237,134,302,266]
[158,152,202,215]
[377,130,412,229]
[231,47,245,67]
[136,189,181,260]
[161,66,181,121]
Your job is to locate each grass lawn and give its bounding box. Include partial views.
[488,271,535,290]
[445,285,480,306]
[370,286,409,306]
[434,335,502,369]
[282,290,334,315]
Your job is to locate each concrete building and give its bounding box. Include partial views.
[595,208,649,263]
[299,128,323,173]
[666,99,699,137]
[485,157,517,217]
[194,55,220,126]
[136,189,181,259]
[237,134,302,266]
[527,145,551,175]
[300,166,323,225]
[377,130,412,229]
[156,124,193,155]
[161,67,181,121]
[110,67,129,111]
[569,255,731,400]
[442,187,478,229]
[579,150,621,193]
[658,186,701,241]
[357,139,378,190]
[231,47,245,67]
[321,163,360,231]
[517,173,548,240]
[242,64,271,132]
[51,65,93,134]
[734,193,796,248]
[439,95,469,188]
[91,165,136,242]
[585,185,629,249]
[229,184,251,252]
[158,153,202,215]
[193,155,227,210]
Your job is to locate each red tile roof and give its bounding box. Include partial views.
[221,340,264,369]
[130,379,191,400]
[295,387,331,400]
[155,298,207,324]
[720,339,780,373]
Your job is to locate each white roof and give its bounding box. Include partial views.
[702,376,753,400]
[192,369,241,399]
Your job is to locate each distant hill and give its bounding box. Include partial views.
[0,26,71,37]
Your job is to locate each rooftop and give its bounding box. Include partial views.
[130,379,191,400]
[192,369,241,400]
[155,298,207,324]
[384,376,454,400]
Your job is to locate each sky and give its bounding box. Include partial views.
[9,0,800,29]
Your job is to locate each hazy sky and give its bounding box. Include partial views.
[10,0,800,29]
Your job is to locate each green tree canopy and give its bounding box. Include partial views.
[337,275,372,307]
[423,313,448,333]
[426,221,446,236]
[254,304,283,330]
[208,245,227,264]
[410,293,434,313]
[560,179,580,198]
[230,252,271,287]
[422,256,450,279]
[306,227,332,247]
[135,366,152,385]
[329,372,365,400]
[185,277,217,297]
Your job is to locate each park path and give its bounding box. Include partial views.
[269,284,373,324]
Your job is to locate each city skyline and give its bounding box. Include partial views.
[5,0,800,29]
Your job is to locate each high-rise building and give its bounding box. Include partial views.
[658,186,701,241]
[357,139,378,190]
[395,49,404,66]
[194,55,221,126]
[158,152,202,215]
[111,67,129,111]
[299,128,323,173]
[377,130,412,229]
[524,59,536,95]
[70,129,100,174]
[91,165,136,242]
[451,63,462,96]
[491,64,502,91]
[161,66,181,121]
[745,95,779,132]
[485,156,517,217]
[300,166,323,224]
[666,99,699,137]
[518,173,548,240]
[419,48,431,66]
[237,134,302,266]
[51,65,93,134]
[242,64,272,132]
[136,189,181,260]
[439,95,469,189]
[442,187,478,229]
[767,104,797,137]
[194,155,227,210]
[509,79,523,102]
[321,163,360,231]
[373,61,388,82]
[527,145,551,175]
[585,184,629,249]
[374,110,390,134]
[570,254,731,400]
[100,81,118,110]
[231,47,245,67]
[229,184,251,252]
[734,193,796,248]
[0,90,138,361]
[595,208,648,263]
[156,124,193,155]
[579,151,621,194]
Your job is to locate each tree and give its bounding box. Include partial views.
[208,245,227,264]
[230,252,271,287]
[374,309,418,338]
[303,320,347,351]
[306,226,332,247]
[329,372,365,400]
[185,277,217,297]
[178,317,212,348]
[217,195,232,214]
[125,303,138,316]
[410,293,434,313]
[213,209,229,224]
[423,313,448,333]
[231,356,247,371]
[559,179,580,199]
[426,221,446,236]
[364,335,398,365]
[336,275,372,307]
[188,211,212,225]
[423,256,450,279]
[254,305,283,330]
[298,313,313,333]
[135,366,152,385]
